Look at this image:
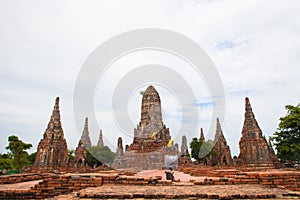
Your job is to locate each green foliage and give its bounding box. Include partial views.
[87,146,115,167]
[5,135,32,171]
[271,103,300,162]
[189,138,213,163]
[68,149,75,159]
[199,139,214,159]
[190,138,203,162]
[27,152,37,164]
[0,153,13,170]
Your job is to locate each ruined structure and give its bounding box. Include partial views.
[129,85,171,152]
[97,129,104,147]
[200,128,205,141]
[74,140,87,167]
[238,97,277,167]
[112,137,126,169]
[112,85,178,170]
[80,117,92,149]
[33,97,69,169]
[210,118,232,166]
[179,135,191,165]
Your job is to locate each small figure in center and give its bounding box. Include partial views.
[165,167,175,181]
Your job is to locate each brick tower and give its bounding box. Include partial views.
[33,97,69,169]
[238,97,275,167]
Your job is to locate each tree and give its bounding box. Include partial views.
[190,138,203,163]
[68,149,75,160]
[27,152,37,165]
[87,146,115,167]
[0,153,13,170]
[271,103,300,162]
[190,138,213,163]
[5,135,32,171]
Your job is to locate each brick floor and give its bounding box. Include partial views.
[49,184,300,199]
[134,170,205,182]
[1,170,300,199]
[0,180,42,191]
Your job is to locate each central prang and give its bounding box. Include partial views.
[129,85,171,152]
[112,85,179,170]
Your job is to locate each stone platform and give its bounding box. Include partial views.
[0,169,299,199]
[75,184,298,199]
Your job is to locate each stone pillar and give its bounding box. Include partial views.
[80,117,92,149]
[116,137,124,156]
[238,97,275,167]
[97,129,104,147]
[33,97,69,169]
[200,128,205,141]
[211,118,232,166]
[181,135,189,156]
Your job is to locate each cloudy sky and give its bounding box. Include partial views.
[0,0,299,157]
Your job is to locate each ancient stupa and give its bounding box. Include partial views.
[33,97,69,169]
[80,117,92,149]
[113,85,178,170]
[211,118,232,166]
[238,97,277,166]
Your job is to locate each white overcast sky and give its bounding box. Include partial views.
[0,0,299,157]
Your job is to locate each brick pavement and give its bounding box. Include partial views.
[0,169,300,199]
[134,170,205,182]
[56,184,300,199]
[0,180,41,190]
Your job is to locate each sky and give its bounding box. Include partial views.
[0,0,299,157]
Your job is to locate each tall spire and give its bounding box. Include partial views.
[132,85,171,144]
[80,117,92,149]
[238,97,275,166]
[116,137,124,156]
[33,97,69,168]
[214,118,224,142]
[97,129,104,147]
[181,135,189,156]
[211,117,232,165]
[242,97,263,139]
[140,85,163,128]
[200,128,205,141]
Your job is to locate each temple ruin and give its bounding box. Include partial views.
[80,117,92,149]
[210,118,232,166]
[33,97,69,169]
[73,140,87,167]
[97,129,104,147]
[112,85,178,170]
[179,135,191,165]
[238,97,278,167]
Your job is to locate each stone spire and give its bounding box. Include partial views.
[200,128,205,141]
[179,135,191,165]
[130,85,171,152]
[181,135,189,156]
[33,97,69,168]
[113,85,178,170]
[80,117,92,149]
[214,118,222,142]
[112,137,126,169]
[116,137,124,156]
[74,140,87,167]
[140,85,163,128]
[97,129,104,147]
[211,118,232,166]
[238,97,275,166]
[241,97,263,139]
